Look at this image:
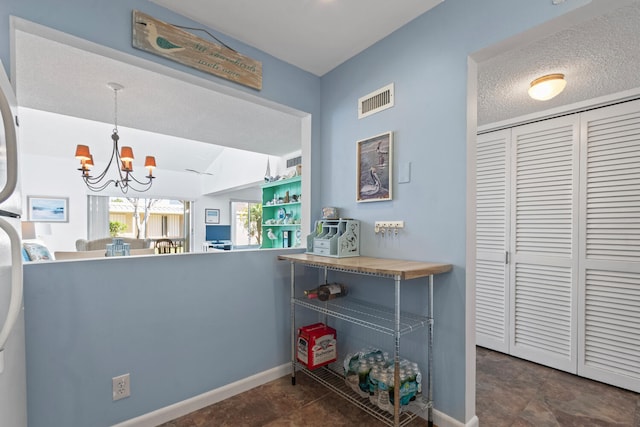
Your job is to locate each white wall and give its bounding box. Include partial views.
[192,186,261,251]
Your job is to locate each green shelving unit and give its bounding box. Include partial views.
[261,176,302,248]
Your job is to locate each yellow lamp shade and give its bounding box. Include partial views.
[528,73,566,101]
[120,146,134,162]
[75,144,91,160]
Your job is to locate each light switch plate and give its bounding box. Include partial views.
[399,162,411,183]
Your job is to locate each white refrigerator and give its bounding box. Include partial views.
[0,60,27,427]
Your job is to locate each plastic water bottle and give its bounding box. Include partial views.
[399,370,413,406]
[386,372,396,410]
[368,366,379,398]
[377,371,391,412]
[411,362,422,395]
[375,353,384,367]
[358,359,371,393]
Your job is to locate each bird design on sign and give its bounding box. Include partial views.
[136,21,185,53]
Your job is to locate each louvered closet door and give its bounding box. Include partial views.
[475,130,510,352]
[578,99,640,392]
[509,115,580,372]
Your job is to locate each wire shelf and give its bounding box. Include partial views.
[297,362,429,427]
[299,261,400,279]
[293,297,430,336]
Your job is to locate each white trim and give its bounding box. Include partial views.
[478,86,640,134]
[433,410,479,427]
[300,115,312,236]
[112,363,290,427]
[465,56,478,425]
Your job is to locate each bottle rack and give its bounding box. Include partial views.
[278,253,452,427]
[306,219,360,257]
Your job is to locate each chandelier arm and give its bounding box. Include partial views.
[127,174,154,186]
[84,132,120,184]
[121,175,154,192]
[82,177,117,192]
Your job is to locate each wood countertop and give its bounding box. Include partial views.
[278,253,452,280]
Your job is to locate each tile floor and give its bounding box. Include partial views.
[158,370,428,427]
[476,347,640,427]
[160,347,640,426]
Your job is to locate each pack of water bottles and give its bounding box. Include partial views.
[343,347,422,413]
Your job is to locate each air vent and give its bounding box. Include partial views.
[358,83,394,119]
[286,156,302,168]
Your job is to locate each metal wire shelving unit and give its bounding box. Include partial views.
[293,296,429,336]
[279,254,452,427]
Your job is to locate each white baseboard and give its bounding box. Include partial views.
[112,363,478,427]
[433,410,479,427]
[112,363,291,427]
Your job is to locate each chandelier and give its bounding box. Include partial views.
[74,82,157,193]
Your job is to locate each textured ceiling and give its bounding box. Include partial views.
[478,1,640,127]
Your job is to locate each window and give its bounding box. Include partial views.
[231,201,262,248]
[88,196,192,252]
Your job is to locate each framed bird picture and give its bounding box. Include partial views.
[356,131,393,202]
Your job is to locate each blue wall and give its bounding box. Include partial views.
[23,250,316,427]
[3,0,594,425]
[317,0,590,421]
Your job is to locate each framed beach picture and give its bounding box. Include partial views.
[205,208,220,224]
[27,196,69,222]
[356,131,393,202]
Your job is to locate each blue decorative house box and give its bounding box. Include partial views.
[306,219,360,258]
[106,238,130,257]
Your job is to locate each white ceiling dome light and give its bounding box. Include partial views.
[528,73,567,101]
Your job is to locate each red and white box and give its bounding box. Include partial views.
[297,323,337,370]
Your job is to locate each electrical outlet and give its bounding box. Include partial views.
[112,373,130,401]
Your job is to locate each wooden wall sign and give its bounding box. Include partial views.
[132,10,262,90]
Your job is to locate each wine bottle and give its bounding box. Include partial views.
[304,283,348,301]
[304,289,319,299]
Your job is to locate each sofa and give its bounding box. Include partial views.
[75,237,152,251]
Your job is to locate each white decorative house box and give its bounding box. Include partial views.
[306,219,360,258]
